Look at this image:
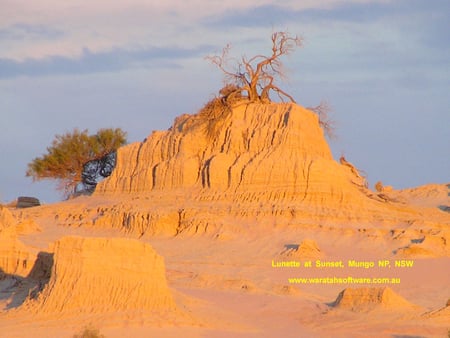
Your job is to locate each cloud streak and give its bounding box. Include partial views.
[202,0,450,31]
[0,23,65,41]
[0,1,380,61]
[0,45,212,78]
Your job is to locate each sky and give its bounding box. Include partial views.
[0,0,449,203]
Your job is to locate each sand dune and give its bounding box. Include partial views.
[422,299,450,321]
[279,238,324,259]
[24,236,176,315]
[1,103,449,337]
[395,232,450,258]
[79,103,449,241]
[0,207,36,277]
[0,236,32,277]
[0,205,16,230]
[387,183,450,208]
[331,287,418,312]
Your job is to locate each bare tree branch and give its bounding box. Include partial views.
[308,101,337,140]
[206,31,302,104]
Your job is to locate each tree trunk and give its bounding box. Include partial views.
[248,82,259,102]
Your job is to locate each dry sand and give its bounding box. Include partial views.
[1,104,449,337]
[1,187,448,338]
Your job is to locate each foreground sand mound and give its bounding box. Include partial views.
[0,235,32,277]
[0,204,40,237]
[387,183,449,208]
[26,236,176,314]
[422,299,450,320]
[332,287,417,312]
[0,207,35,277]
[279,239,324,259]
[0,206,16,230]
[394,232,450,258]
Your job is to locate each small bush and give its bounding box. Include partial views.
[308,101,336,140]
[374,181,384,192]
[73,325,105,338]
[197,84,245,139]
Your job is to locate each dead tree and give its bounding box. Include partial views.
[206,31,302,103]
[308,101,337,140]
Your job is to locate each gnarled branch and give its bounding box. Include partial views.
[206,31,302,103]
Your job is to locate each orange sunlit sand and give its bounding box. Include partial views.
[1,103,449,337]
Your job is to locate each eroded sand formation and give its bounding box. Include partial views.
[0,206,36,277]
[331,287,418,312]
[95,103,377,213]
[0,205,15,230]
[26,103,447,245]
[279,239,324,260]
[24,236,176,314]
[1,103,449,337]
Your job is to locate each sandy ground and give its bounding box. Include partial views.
[1,190,449,338]
[2,105,449,338]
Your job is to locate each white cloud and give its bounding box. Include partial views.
[0,0,392,60]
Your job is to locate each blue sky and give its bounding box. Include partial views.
[0,0,449,203]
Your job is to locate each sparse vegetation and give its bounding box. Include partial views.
[26,128,127,198]
[206,32,337,139]
[307,101,336,140]
[375,181,384,192]
[196,84,244,139]
[73,324,105,338]
[206,31,302,104]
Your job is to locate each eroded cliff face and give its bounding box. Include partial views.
[95,103,366,205]
[12,103,450,257]
[87,102,450,242]
[331,287,419,312]
[25,236,176,314]
[0,206,39,277]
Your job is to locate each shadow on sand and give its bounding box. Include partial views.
[0,252,53,310]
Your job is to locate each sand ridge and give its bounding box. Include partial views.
[21,236,176,315]
[1,103,449,337]
[331,286,419,312]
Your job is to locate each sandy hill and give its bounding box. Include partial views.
[0,206,39,277]
[96,103,368,203]
[386,183,450,208]
[24,236,176,314]
[0,205,16,230]
[13,103,447,250]
[1,102,449,337]
[87,103,447,236]
[331,287,418,312]
[278,238,324,259]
